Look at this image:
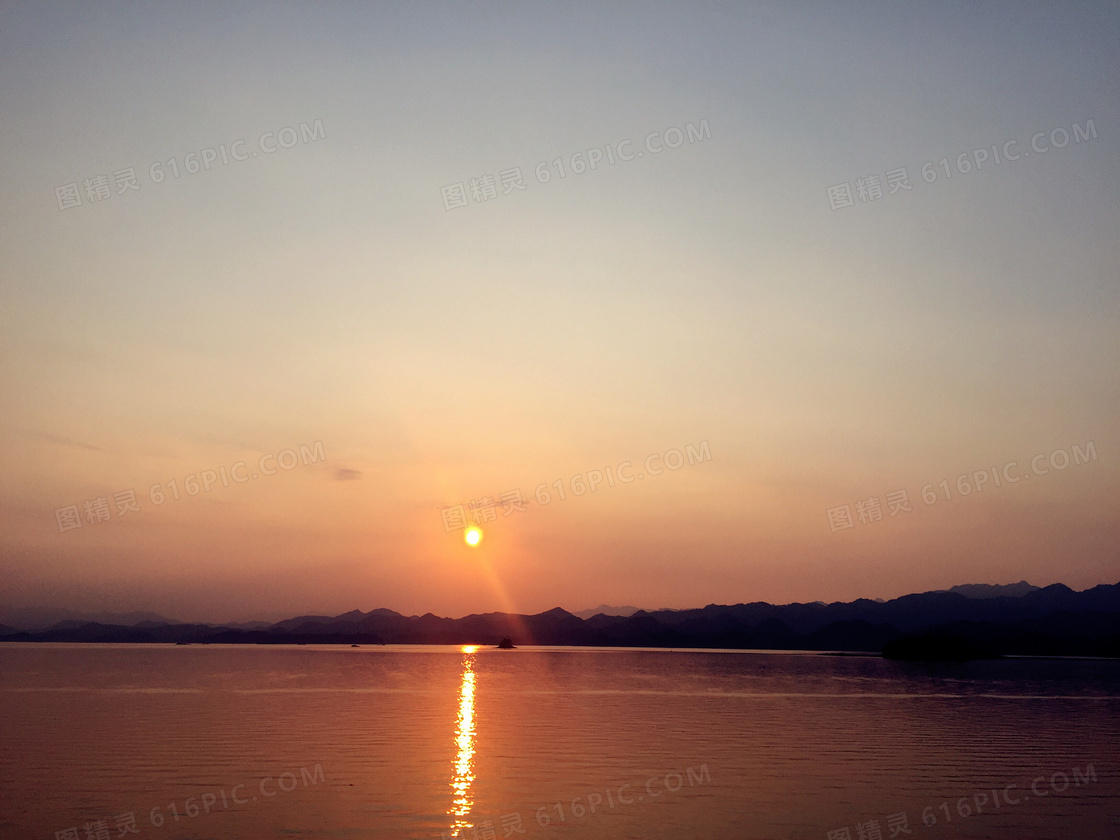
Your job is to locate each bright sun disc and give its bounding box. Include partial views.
[464,527,482,546]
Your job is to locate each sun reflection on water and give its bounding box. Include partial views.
[448,645,478,837]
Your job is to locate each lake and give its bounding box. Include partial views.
[1,644,1116,839]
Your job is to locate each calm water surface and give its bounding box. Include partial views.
[1,644,1117,839]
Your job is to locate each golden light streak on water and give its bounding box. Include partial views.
[448,645,478,837]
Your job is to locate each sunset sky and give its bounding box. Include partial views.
[1,2,1117,623]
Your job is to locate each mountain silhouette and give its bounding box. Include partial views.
[4,581,1119,657]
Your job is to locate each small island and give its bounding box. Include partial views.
[497,637,516,649]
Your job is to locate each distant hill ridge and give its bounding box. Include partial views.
[945,581,1040,599]
[4,581,1119,657]
[572,604,642,619]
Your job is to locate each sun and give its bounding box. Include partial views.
[464,526,483,546]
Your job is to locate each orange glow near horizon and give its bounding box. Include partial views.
[1,4,1117,628]
[448,647,478,837]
